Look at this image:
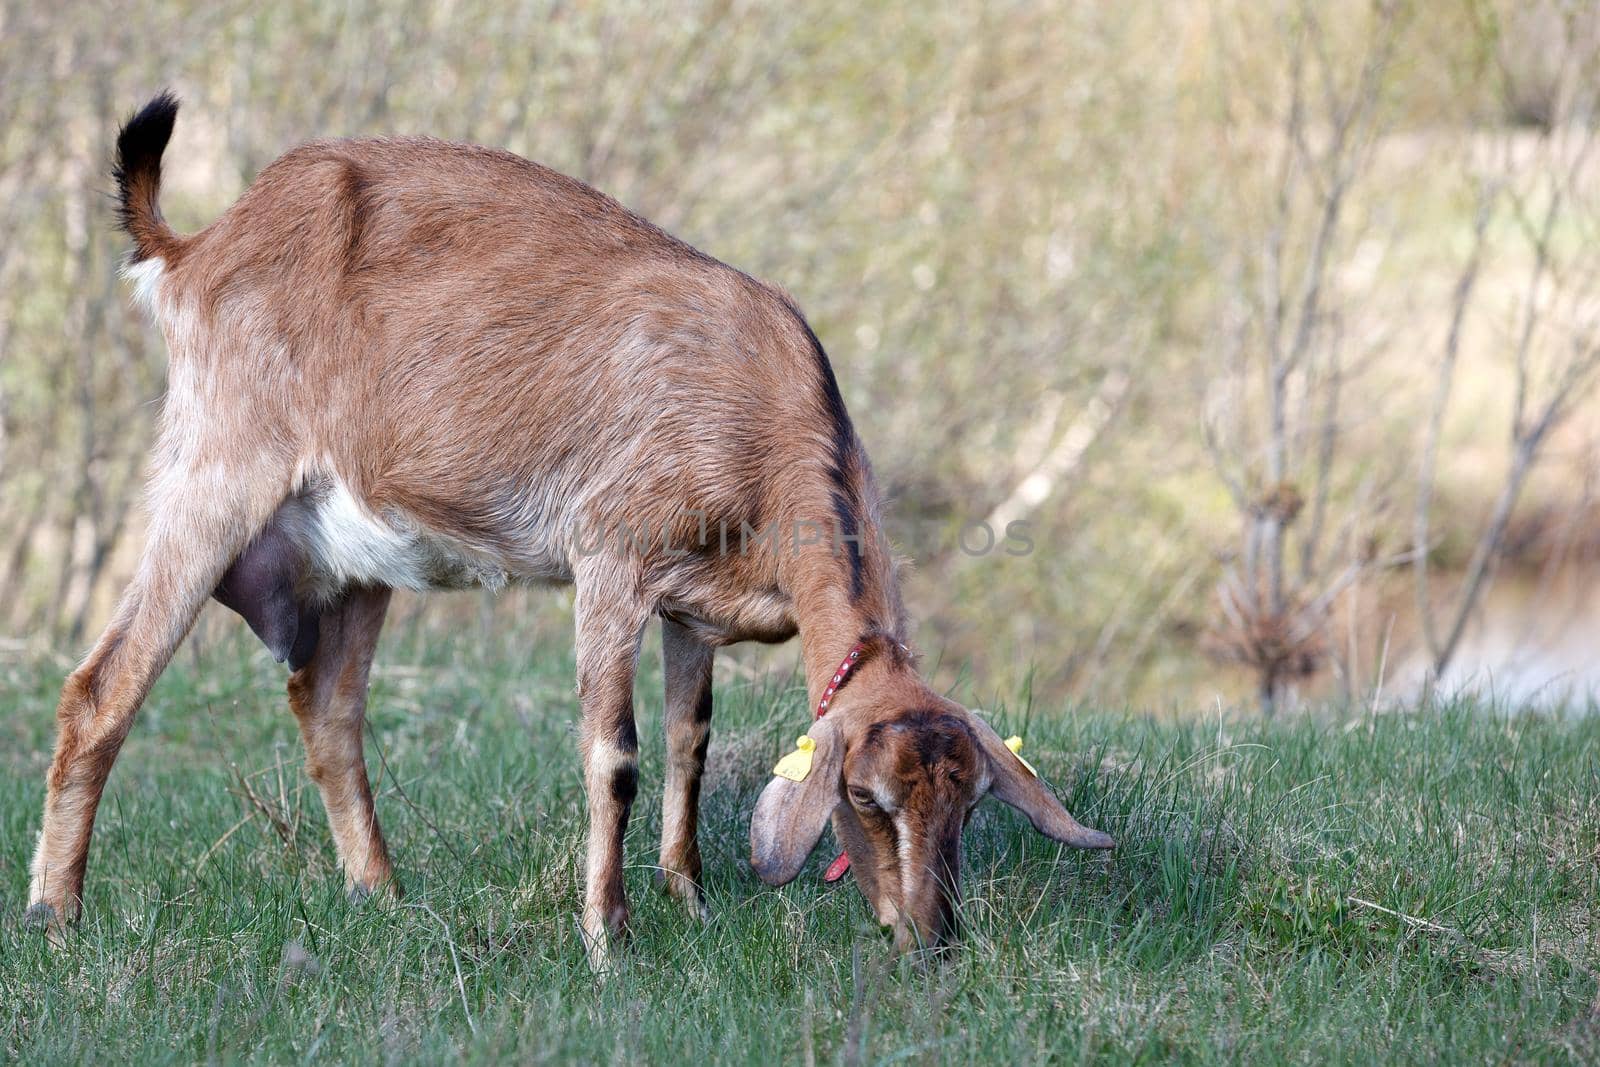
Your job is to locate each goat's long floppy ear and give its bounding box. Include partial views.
[968,712,1114,849]
[750,716,846,885]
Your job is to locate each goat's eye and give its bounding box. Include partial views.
[848,787,878,810]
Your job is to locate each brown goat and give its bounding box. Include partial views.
[23,94,1112,963]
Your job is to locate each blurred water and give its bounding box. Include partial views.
[1393,566,1600,709]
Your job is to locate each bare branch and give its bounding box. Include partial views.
[1415,183,1495,661]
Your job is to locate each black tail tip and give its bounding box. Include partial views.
[115,91,180,170]
[113,91,180,241]
[113,91,180,187]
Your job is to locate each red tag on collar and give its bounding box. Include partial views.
[815,643,867,719]
[823,851,852,882]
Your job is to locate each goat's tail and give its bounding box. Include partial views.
[114,91,183,262]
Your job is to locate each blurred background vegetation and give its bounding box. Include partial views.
[3,0,1599,712]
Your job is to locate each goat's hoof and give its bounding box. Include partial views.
[654,869,711,923]
[345,874,401,907]
[23,901,70,947]
[579,909,629,976]
[580,927,618,975]
[583,939,614,975]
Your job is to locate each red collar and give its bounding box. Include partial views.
[815,643,867,719]
[817,642,867,883]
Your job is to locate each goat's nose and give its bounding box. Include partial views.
[893,907,957,953]
[893,921,959,956]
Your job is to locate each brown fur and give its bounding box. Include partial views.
[286,587,395,897]
[657,617,715,916]
[24,98,1111,962]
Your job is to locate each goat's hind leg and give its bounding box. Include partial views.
[287,586,397,901]
[26,480,278,934]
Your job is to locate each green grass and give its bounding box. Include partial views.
[4,629,1600,1064]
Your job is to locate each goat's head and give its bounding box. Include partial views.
[749,667,1112,951]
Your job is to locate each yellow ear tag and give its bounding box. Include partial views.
[773,735,817,782]
[1004,735,1039,778]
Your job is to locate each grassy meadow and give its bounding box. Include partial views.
[6,3,1600,1063]
[4,627,1599,1064]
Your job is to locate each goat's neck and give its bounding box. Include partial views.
[786,554,908,708]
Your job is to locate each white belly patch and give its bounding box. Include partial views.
[286,480,507,596]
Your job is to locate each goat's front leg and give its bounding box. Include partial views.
[573,580,649,970]
[657,616,713,919]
